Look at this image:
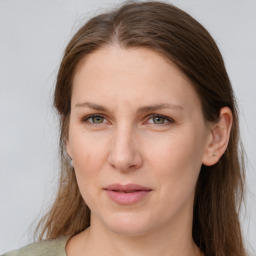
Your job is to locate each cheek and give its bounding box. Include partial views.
[70,127,108,168]
[147,130,204,195]
[72,143,104,210]
[69,129,108,195]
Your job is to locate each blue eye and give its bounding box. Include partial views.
[84,115,106,124]
[147,115,173,125]
[82,114,173,126]
[152,116,165,124]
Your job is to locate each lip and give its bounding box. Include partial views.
[104,183,152,205]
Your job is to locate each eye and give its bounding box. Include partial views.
[82,114,107,124]
[147,114,174,125]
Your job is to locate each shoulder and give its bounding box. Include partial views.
[1,237,69,256]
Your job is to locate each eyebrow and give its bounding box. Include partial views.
[75,101,184,113]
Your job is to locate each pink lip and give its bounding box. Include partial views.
[104,183,152,205]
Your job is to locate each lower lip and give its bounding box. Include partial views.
[105,190,152,205]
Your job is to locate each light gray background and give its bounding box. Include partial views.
[0,0,255,254]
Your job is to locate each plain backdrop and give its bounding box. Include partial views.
[0,0,255,254]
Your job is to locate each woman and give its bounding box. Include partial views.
[2,1,247,256]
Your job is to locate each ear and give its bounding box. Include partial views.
[202,107,233,166]
[65,138,72,159]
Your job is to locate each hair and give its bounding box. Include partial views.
[35,1,247,255]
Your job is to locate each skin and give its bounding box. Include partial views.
[66,46,232,256]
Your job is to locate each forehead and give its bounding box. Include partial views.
[72,46,202,113]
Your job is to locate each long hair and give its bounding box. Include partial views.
[35,2,246,255]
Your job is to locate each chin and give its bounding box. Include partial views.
[102,211,155,237]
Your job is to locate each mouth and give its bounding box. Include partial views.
[104,183,152,205]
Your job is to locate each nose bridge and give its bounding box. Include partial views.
[108,122,142,171]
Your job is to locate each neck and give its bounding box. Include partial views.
[85,226,199,256]
[67,211,201,256]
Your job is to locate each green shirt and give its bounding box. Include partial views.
[1,237,69,256]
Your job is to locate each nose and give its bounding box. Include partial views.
[107,125,143,172]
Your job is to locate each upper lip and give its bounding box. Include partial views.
[104,183,152,192]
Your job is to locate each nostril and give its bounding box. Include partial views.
[107,134,143,171]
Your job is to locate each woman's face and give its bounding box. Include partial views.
[67,46,211,236]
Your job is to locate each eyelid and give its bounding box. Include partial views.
[81,113,175,126]
[144,114,175,125]
[81,114,109,124]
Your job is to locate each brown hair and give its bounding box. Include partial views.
[36,1,247,255]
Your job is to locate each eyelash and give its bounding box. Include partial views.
[144,114,175,126]
[81,114,175,126]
